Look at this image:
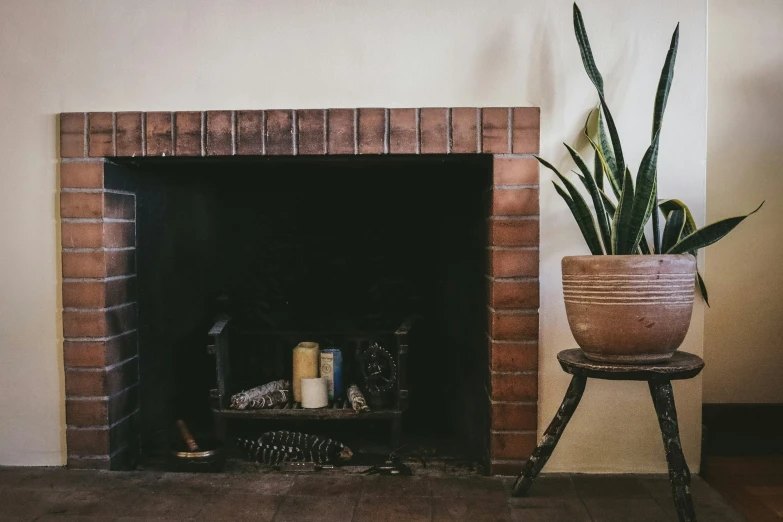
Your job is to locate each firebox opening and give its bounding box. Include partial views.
[126,155,491,471]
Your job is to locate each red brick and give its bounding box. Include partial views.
[109,386,139,424]
[88,113,114,157]
[66,398,109,426]
[266,110,294,155]
[62,250,135,278]
[490,342,538,372]
[60,192,103,219]
[67,456,110,470]
[116,112,143,157]
[297,109,326,155]
[62,304,136,338]
[489,279,539,309]
[512,107,540,154]
[61,222,134,249]
[490,432,537,460]
[206,111,233,156]
[491,403,537,431]
[389,108,417,154]
[63,332,138,368]
[489,311,538,341]
[489,219,539,247]
[493,157,539,185]
[65,357,138,397]
[489,248,538,277]
[60,113,86,158]
[67,427,109,454]
[490,372,537,401]
[489,460,525,476]
[61,162,104,189]
[174,111,202,156]
[491,188,539,216]
[62,277,135,308]
[452,107,478,153]
[327,109,355,154]
[358,108,385,154]
[482,108,509,154]
[420,108,447,154]
[145,112,173,156]
[237,110,264,155]
[104,193,135,219]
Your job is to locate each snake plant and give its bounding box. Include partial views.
[539,3,763,305]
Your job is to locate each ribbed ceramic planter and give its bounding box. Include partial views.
[561,255,697,364]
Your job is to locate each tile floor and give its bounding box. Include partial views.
[0,467,746,521]
[702,456,783,522]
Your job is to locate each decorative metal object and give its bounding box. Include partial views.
[358,342,396,396]
[347,384,370,413]
[237,431,353,466]
[230,380,290,410]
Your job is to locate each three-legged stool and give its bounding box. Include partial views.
[512,349,704,522]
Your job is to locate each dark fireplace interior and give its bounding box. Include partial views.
[121,155,491,469]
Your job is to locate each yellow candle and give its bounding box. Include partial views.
[292,342,320,403]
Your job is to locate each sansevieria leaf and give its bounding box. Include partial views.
[697,271,710,307]
[583,110,622,198]
[661,208,686,253]
[652,24,680,140]
[537,155,604,255]
[666,202,764,254]
[611,168,635,254]
[597,109,619,190]
[626,131,661,253]
[566,144,612,253]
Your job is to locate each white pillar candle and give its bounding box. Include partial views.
[292,342,320,403]
[300,377,328,409]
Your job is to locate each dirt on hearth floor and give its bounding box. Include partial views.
[0,467,745,521]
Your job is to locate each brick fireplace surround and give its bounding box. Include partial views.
[59,108,540,475]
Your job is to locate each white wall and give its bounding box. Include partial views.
[0,0,706,471]
[704,0,783,404]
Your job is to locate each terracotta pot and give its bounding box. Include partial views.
[561,255,696,364]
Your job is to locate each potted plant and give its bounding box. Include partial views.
[539,4,763,363]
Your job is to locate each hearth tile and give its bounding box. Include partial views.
[174,111,203,156]
[116,112,143,157]
[490,432,537,460]
[358,108,386,154]
[66,397,109,426]
[430,477,507,501]
[289,474,366,497]
[66,426,109,454]
[206,110,233,156]
[145,112,173,156]
[389,108,417,154]
[489,218,539,247]
[512,107,540,154]
[420,107,448,154]
[489,248,538,277]
[432,497,512,521]
[61,161,104,189]
[489,311,538,341]
[490,402,537,431]
[353,495,432,522]
[482,108,510,154]
[116,490,205,519]
[489,372,537,401]
[60,192,103,218]
[505,475,579,499]
[274,495,357,522]
[582,497,670,521]
[490,341,538,372]
[237,110,264,154]
[327,108,355,154]
[491,188,539,216]
[493,157,539,186]
[362,475,432,497]
[489,279,539,309]
[572,475,650,498]
[194,492,282,521]
[509,498,592,522]
[451,107,479,153]
[60,112,86,157]
[88,113,114,157]
[297,109,327,155]
[266,109,294,155]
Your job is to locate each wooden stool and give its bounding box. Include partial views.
[512,349,705,522]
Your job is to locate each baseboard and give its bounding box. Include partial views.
[702,403,783,457]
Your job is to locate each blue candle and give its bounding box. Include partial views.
[320,348,343,400]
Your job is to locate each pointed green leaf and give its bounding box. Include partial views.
[626,131,661,252]
[611,168,635,254]
[659,199,698,236]
[566,144,612,253]
[697,270,709,307]
[666,202,764,254]
[653,24,680,140]
[537,154,604,255]
[584,110,622,198]
[573,3,604,98]
[597,109,619,186]
[661,208,686,253]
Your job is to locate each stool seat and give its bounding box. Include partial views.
[558,349,704,381]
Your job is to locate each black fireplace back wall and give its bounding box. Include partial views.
[133,156,490,456]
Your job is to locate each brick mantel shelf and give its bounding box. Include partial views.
[59,107,541,474]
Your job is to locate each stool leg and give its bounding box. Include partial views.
[649,380,696,522]
[511,375,587,497]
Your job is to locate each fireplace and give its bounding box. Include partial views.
[59,108,540,475]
